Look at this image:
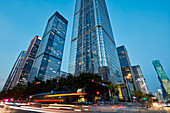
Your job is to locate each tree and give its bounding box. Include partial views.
[0,90,7,100]
[144,94,153,102]
[132,91,144,102]
[104,81,119,96]
[0,72,119,103]
[76,72,113,102]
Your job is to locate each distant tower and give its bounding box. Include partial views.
[152,60,170,98]
[12,36,42,86]
[155,89,164,101]
[68,0,123,84]
[132,65,149,94]
[2,51,26,91]
[29,11,68,82]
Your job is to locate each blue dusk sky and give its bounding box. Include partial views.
[0,0,169,94]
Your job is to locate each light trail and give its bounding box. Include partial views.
[7,106,74,113]
[34,99,64,102]
[45,93,86,97]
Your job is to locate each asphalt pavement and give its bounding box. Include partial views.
[0,104,170,113]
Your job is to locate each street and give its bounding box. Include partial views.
[0,106,82,113]
[0,104,169,113]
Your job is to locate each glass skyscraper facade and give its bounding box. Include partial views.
[3,51,26,91]
[68,0,123,84]
[152,60,170,98]
[117,45,138,101]
[117,46,138,91]
[29,11,68,82]
[132,65,149,94]
[12,36,42,86]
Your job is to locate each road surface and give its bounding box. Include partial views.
[0,104,169,113]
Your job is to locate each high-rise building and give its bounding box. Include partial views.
[132,65,149,94]
[117,45,138,101]
[29,11,68,82]
[152,60,170,98]
[154,89,164,101]
[11,36,42,86]
[2,51,26,91]
[68,0,123,84]
[117,46,138,91]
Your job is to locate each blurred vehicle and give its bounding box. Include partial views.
[29,91,87,104]
[165,102,170,107]
[152,102,162,108]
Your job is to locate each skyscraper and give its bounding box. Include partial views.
[132,65,149,94]
[154,89,164,101]
[3,51,26,91]
[68,0,123,84]
[29,11,68,82]
[11,36,42,86]
[152,60,170,98]
[117,45,138,101]
[117,46,138,91]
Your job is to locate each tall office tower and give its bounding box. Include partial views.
[117,45,138,101]
[152,60,170,98]
[154,89,164,101]
[132,65,149,94]
[68,0,123,84]
[29,11,68,82]
[11,36,42,87]
[2,51,26,91]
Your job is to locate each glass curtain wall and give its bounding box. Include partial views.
[69,0,123,84]
[29,12,68,82]
[3,51,26,90]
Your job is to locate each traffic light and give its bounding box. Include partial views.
[92,79,94,82]
[36,82,39,85]
[99,82,102,84]
[96,91,100,95]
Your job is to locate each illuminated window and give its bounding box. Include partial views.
[79,62,82,66]
[126,67,130,71]
[38,36,42,40]
[53,71,56,73]
[121,51,125,54]
[50,31,54,35]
